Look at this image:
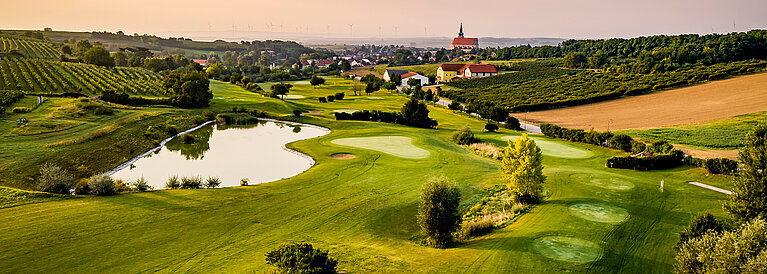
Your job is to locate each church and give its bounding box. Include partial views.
[450,24,478,51]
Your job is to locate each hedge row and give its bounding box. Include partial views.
[607,150,685,170]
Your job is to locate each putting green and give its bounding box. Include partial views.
[502,136,593,159]
[532,236,602,263]
[571,173,635,191]
[330,136,431,159]
[283,94,306,99]
[333,109,360,113]
[569,203,629,223]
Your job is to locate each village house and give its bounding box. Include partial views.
[383,69,408,82]
[436,63,498,82]
[192,59,208,69]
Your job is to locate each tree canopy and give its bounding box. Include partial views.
[82,46,114,67]
[162,71,212,108]
[501,134,546,203]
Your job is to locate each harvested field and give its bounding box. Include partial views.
[517,73,767,131]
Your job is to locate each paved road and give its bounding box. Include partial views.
[435,97,542,134]
[688,181,733,195]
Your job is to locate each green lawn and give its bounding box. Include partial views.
[0,77,733,272]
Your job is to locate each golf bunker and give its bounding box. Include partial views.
[532,236,602,263]
[330,136,430,159]
[331,153,356,159]
[283,94,306,100]
[569,203,629,223]
[502,136,593,159]
[570,173,635,191]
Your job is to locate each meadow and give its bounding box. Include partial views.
[0,77,734,272]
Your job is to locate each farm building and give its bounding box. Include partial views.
[383,69,409,82]
[400,72,429,87]
[192,59,208,69]
[450,23,478,51]
[436,63,498,82]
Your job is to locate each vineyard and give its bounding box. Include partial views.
[0,58,164,96]
[0,36,62,60]
[441,60,767,112]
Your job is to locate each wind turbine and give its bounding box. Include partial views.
[348,24,354,36]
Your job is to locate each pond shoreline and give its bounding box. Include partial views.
[107,118,331,180]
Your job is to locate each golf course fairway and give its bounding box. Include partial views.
[331,136,431,159]
[502,135,594,159]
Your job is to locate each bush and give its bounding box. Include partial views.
[326,95,335,102]
[265,243,338,273]
[240,178,249,186]
[467,143,502,159]
[132,177,153,192]
[704,158,738,175]
[484,123,499,132]
[632,142,647,154]
[505,116,520,130]
[180,176,203,189]
[114,179,131,193]
[36,163,75,194]
[74,179,90,195]
[676,212,726,250]
[293,109,302,117]
[166,175,180,189]
[418,176,462,248]
[607,149,685,170]
[205,177,221,188]
[12,107,31,113]
[448,101,463,111]
[334,92,345,100]
[610,134,634,152]
[318,97,327,103]
[646,140,674,155]
[88,173,116,196]
[451,127,477,145]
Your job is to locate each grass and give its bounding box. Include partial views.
[331,136,431,159]
[0,77,735,272]
[621,110,767,150]
[501,135,595,159]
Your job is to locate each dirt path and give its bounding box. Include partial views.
[516,72,767,131]
[688,181,733,195]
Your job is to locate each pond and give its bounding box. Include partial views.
[111,120,329,189]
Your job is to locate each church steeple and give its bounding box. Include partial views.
[458,23,464,38]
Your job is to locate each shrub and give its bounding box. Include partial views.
[451,127,477,145]
[467,143,503,159]
[240,178,249,186]
[610,134,634,152]
[326,95,335,102]
[132,177,153,192]
[114,179,131,193]
[88,173,116,196]
[704,158,738,175]
[676,212,726,250]
[484,123,499,132]
[632,142,647,154]
[334,92,345,100]
[166,175,180,189]
[265,243,338,273]
[205,177,222,189]
[646,140,674,155]
[607,149,685,170]
[505,116,520,130]
[74,179,91,195]
[36,163,75,194]
[418,176,462,248]
[318,97,327,103]
[448,101,463,111]
[12,107,31,113]
[293,109,302,117]
[180,176,203,189]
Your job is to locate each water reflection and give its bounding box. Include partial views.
[112,121,328,188]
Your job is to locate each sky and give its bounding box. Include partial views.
[2,0,766,40]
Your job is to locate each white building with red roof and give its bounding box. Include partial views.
[450,24,478,51]
[400,72,429,87]
[192,59,208,68]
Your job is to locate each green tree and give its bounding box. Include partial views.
[36,163,75,194]
[265,243,338,273]
[400,98,438,128]
[205,63,223,79]
[675,218,767,273]
[74,40,92,57]
[563,52,587,69]
[162,71,212,108]
[60,45,72,55]
[501,134,546,203]
[310,75,325,88]
[112,51,128,66]
[589,50,609,69]
[676,212,726,250]
[259,53,270,67]
[82,46,114,67]
[340,59,351,71]
[418,176,461,248]
[726,124,767,223]
[348,79,363,96]
[407,77,419,87]
[270,83,293,100]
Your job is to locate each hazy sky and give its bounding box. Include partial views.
[2,0,766,40]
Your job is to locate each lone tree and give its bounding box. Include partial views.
[418,176,461,248]
[310,75,325,88]
[349,79,363,96]
[265,243,338,273]
[726,124,767,224]
[162,71,212,108]
[400,98,438,128]
[270,83,293,100]
[82,46,114,67]
[501,134,546,203]
[563,52,588,69]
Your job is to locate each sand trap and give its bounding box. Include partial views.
[306,110,323,114]
[330,136,431,159]
[333,109,360,113]
[292,80,310,85]
[532,236,602,263]
[502,136,593,159]
[570,173,635,191]
[569,203,629,223]
[365,96,384,100]
[283,95,306,99]
[331,153,356,159]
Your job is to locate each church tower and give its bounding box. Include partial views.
[458,23,464,38]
